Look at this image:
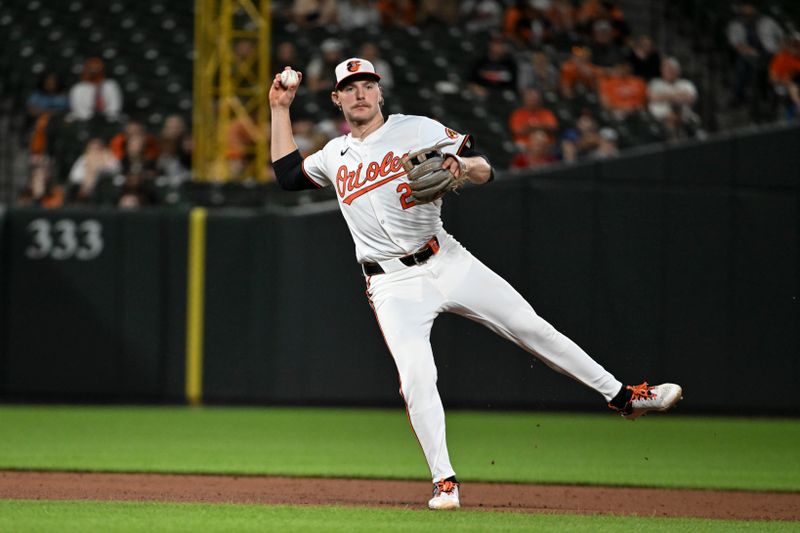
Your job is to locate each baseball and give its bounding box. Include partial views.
[280,69,298,89]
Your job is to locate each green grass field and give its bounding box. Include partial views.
[1,405,799,531]
[2,406,799,490]
[1,500,796,533]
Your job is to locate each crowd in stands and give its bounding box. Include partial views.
[18,57,192,209]
[280,0,798,172]
[14,0,800,208]
[725,2,800,119]
[272,0,712,173]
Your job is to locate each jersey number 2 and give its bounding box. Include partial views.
[396,183,416,210]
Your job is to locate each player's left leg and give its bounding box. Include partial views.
[432,237,622,401]
[432,237,682,417]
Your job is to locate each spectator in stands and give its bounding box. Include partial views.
[226,110,264,179]
[68,138,121,203]
[27,72,69,156]
[417,0,458,25]
[306,39,344,93]
[560,45,602,98]
[377,0,417,27]
[17,156,64,209]
[118,170,157,209]
[293,0,338,26]
[274,42,299,70]
[769,34,800,118]
[511,130,558,170]
[27,73,69,121]
[292,117,330,157]
[338,0,381,30]
[316,114,351,141]
[459,0,503,34]
[156,114,192,185]
[575,0,605,36]
[232,38,258,90]
[560,111,602,162]
[120,133,157,179]
[627,34,661,81]
[726,2,784,106]
[518,50,560,95]
[68,58,123,121]
[110,120,159,163]
[598,62,647,118]
[648,57,699,138]
[576,0,629,43]
[560,130,580,163]
[590,18,625,69]
[546,0,578,44]
[590,127,620,159]
[468,35,518,97]
[504,2,552,49]
[605,1,630,46]
[360,42,394,91]
[116,126,159,207]
[235,38,256,61]
[509,88,558,146]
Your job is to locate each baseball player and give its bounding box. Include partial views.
[269,58,683,510]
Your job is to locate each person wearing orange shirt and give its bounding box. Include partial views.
[560,46,603,98]
[598,62,647,118]
[769,35,800,115]
[110,120,160,162]
[17,156,64,208]
[511,130,559,170]
[508,88,559,146]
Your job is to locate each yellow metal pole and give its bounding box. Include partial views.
[258,0,271,181]
[193,0,220,181]
[217,0,233,181]
[192,0,205,179]
[185,207,207,406]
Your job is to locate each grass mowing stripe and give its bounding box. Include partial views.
[0,500,796,533]
[1,406,798,491]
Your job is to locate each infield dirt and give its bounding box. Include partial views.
[1,471,798,520]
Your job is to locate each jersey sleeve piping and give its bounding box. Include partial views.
[456,134,471,155]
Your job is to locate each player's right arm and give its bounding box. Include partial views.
[269,68,325,191]
[269,68,302,161]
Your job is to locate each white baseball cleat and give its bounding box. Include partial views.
[428,478,460,510]
[614,382,683,420]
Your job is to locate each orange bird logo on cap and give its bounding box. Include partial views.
[346,60,361,72]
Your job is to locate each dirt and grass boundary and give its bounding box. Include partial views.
[2,471,798,521]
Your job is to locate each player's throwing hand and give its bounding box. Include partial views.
[269,66,302,109]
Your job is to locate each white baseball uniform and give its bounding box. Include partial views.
[301,114,623,482]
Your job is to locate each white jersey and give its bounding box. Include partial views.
[290,113,638,491]
[301,114,470,263]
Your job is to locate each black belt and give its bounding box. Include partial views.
[362,236,440,276]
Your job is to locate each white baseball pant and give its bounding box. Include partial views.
[365,230,623,482]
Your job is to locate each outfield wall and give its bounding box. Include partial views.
[1,124,798,413]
